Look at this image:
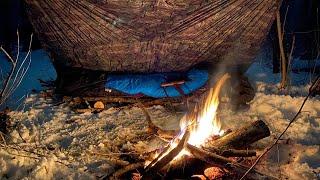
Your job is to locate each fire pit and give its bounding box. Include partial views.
[108,74,275,179]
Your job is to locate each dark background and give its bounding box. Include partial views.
[281,0,320,59]
[0,0,41,52]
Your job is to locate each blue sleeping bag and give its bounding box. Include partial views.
[105,69,208,98]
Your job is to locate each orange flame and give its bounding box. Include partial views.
[146,73,230,166]
[180,73,230,147]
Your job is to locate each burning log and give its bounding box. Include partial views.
[114,74,271,179]
[204,120,271,151]
[142,120,271,179]
[108,73,273,179]
[144,130,190,175]
[163,155,210,178]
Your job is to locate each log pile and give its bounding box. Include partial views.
[107,120,276,179]
[105,73,275,179]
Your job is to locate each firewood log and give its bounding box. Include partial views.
[163,145,275,179]
[204,120,270,151]
[144,130,190,175]
[143,120,272,179]
[220,149,256,157]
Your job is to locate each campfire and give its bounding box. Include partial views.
[145,74,229,167]
[109,74,275,179]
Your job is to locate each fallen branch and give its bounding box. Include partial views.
[0,143,70,167]
[186,144,232,167]
[83,96,182,106]
[106,162,144,180]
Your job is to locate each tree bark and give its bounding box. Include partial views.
[277,11,288,88]
[204,120,271,151]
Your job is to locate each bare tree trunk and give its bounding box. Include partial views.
[277,11,287,88]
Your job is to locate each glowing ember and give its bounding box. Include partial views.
[180,73,230,147]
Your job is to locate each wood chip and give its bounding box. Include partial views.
[94,101,105,109]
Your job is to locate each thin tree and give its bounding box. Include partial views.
[0,31,33,106]
[277,11,288,89]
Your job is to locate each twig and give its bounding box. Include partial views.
[6,151,41,160]
[144,130,190,175]
[0,143,71,168]
[16,30,20,65]
[2,34,33,102]
[240,75,320,180]
[186,144,232,167]
[287,35,296,86]
[107,162,144,180]
[89,151,140,156]
[0,132,7,147]
[88,151,130,166]
[0,46,16,64]
[0,33,33,105]
[0,143,45,157]
[187,144,277,179]
[276,143,282,179]
[0,47,17,104]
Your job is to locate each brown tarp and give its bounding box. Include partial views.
[24,0,281,72]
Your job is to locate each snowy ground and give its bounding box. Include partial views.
[0,50,320,179]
